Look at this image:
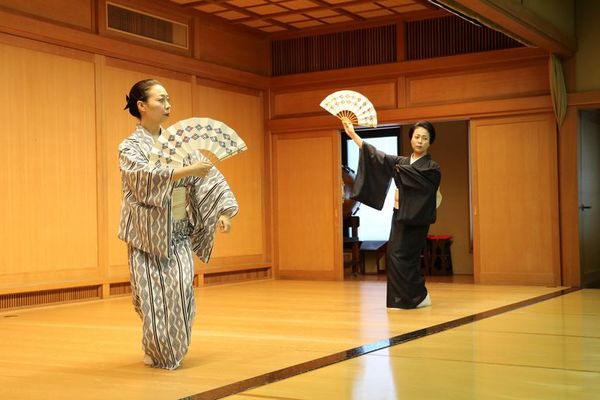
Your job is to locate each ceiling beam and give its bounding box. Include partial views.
[449,0,576,57]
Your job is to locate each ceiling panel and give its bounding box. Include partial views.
[168,0,436,35]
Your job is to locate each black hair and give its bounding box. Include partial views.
[124,79,161,119]
[408,120,436,145]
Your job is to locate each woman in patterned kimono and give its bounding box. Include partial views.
[343,120,441,309]
[118,79,239,369]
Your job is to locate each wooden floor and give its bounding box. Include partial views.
[0,279,597,400]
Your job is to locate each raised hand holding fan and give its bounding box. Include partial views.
[320,90,377,127]
[149,117,247,167]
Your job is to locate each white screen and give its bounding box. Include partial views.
[346,136,398,241]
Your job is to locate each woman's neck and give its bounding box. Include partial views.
[140,121,161,138]
[411,152,426,161]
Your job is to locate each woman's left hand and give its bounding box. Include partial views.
[217,215,232,233]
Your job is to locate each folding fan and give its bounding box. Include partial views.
[320,90,378,127]
[149,117,247,167]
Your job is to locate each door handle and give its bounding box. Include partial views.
[579,204,592,210]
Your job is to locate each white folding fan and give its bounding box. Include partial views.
[149,117,247,167]
[320,90,378,127]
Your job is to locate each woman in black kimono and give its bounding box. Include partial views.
[343,120,441,309]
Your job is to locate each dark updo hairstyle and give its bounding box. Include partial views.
[408,120,436,145]
[124,79,161,119]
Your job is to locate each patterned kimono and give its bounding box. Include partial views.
[352,142,440,309]
[118,125,238,369]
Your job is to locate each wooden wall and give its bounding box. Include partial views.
[471,114,560,285]
[0,0,94,30]
[194,83,268,269]
[0,39,98,290]
[101,63,269,287]
[272,131,342,280]
[0,0,269,75]
[269,47,565,286]
[0,3,271,305]
[0,0,580,304]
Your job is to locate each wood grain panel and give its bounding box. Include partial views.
[228,287,591,400]
[0,8,268,90]
[269,48,548,88]
[0,280,570,397]
[407,63,549,106]
[268,95,554,133]
[558,107,581,286]
[0,42,98,287]
[195,20,269,76]
[102,61,193,278]
[471,114,560,285]
[272,132,342,279]
[272,81,397,118]
[194,83,266,263]
[0,0,93,30]
[568,90,600,107]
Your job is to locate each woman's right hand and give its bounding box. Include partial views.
[188,159,213,178]
[172,159,213,180]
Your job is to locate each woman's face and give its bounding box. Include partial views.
[138,84,171,125]
[411,126,430,155]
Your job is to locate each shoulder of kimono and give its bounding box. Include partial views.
[396,155,410,164]
[428,157,441,170]
[118,134,145,152]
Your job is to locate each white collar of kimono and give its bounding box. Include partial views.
[135,124,163,145]
[410,153,426,164]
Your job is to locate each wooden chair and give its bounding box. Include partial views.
[343,216,361,275]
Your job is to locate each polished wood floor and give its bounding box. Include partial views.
[0,279,597,400]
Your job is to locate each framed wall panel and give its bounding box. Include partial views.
[0,41,98,289]
[0,0,93,30]
[272,81,397,118]
[406,62,549,106]
[193,83,267,265]
[470,113,560,285]
[272,131,342,280]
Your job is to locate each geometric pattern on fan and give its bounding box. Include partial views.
[149,117,247,168]
[320,90,377,127]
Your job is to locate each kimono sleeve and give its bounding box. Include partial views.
[394,160,441,226]
[119,145,174,207]
[188,157,239,263]
[395,163,441,192]
[351,142,398,210]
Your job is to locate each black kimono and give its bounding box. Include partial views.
[352,142,441,309]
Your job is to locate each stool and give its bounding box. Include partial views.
[426,235,453,275]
